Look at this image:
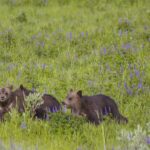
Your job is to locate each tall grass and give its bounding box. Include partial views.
[0,0,149,149]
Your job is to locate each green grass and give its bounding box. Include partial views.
[0,0,150,149]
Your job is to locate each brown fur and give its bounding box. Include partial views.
[0,85,32,120]
[33,94,61,119]
[62,89,128,125]
[13,85,61,120]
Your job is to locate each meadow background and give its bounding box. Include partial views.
[0,0,150,149]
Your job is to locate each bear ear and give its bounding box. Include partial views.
[20,84,24,90]
[69,89,73,92]
[77,90,82,97]
[8,85,13,90]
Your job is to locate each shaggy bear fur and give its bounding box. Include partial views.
[33,94,61,119]
[62,89,128,125]
[0,85,34,120]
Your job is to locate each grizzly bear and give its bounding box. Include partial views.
[0,84,61,120]
[33,94,61,120]
[0,86,13,120]
[62,89,128,125]
[0,85,33,120]
[17,85,61,120]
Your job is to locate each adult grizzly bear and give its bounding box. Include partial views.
[62,89,128,125]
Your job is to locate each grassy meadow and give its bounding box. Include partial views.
[0,0,150,149]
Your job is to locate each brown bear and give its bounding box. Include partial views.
[33,94,61,120]
[0,84,61,121]
[17,85,61,120]
[0,85,33,120]
[0,86,14,120]
[62,89,128,125]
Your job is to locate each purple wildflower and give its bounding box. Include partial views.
[81,32,84,37]
[135,69,140,77]
[124,82,132,95]
[127,88,132,95]
[106,64,111,71]
[118,29,122,36]
[42,64,46,70]
[86,31,88,38]
[112,147,115,150]
[20,122,26,129]
[124,82,128,89]
[103,48,106,54]
[146,137,150,145]
[69,32,72,40]
[122,43,131,50]
[130,72,133,79]
[138,81,143,89]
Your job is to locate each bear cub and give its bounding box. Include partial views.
[62,89,128,125]
[19,85,61,120]
[0,86,13,119]
[0,85,31,120]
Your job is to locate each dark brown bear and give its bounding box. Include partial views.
[62,89,128,125]
[0,85,32,120]
[13,84,33,113]
[17,85,61,120]
[33,94,61,120]
[0,84,61,120]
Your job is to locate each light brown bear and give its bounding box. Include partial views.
[62,89,128,125]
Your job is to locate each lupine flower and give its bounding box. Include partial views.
[122,43,131,50]
[124,82,128,89]
[66,32,72,41]
[106,64,111,71]
[69,32,72,40]
[146,137,150,145]
[86,31,88,38]
[124,82,132,95]
[130,72,133,79]
[77,147,82,150]
[42,64,46,70]
[135,69,140,77]
[103,48,106,54]
[138,81,143,89]
[81,32,84,37]
[127,88,132,95]
[118,29,122,36]
[20,122,27,129]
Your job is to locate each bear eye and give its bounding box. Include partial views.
[5,92,8,96]
[68,97,72,101]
